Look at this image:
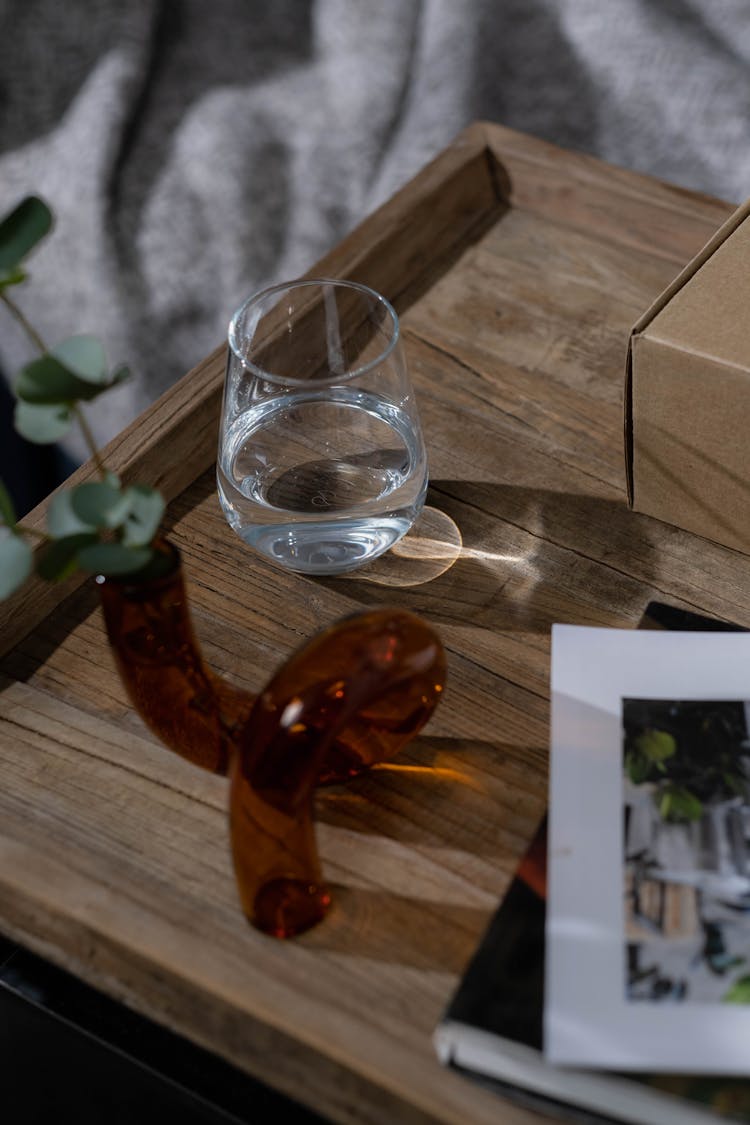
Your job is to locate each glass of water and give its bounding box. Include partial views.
[217,278,428,575]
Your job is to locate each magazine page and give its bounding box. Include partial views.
[546,625,750,1073]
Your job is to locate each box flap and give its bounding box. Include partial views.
[630,196,750,338]
[624,196,750,506]
[647,213,750,368]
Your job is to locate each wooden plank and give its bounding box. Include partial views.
[0,123,744,1124]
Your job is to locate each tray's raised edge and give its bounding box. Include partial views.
[315,120,510,304]
[0,123,505,661]
[478,119,734,265]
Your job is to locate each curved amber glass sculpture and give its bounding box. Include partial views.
[99,545,446,938]
[98,545,253,775]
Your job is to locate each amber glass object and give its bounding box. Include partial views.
[99,544,253,775]
[99,544,446,938]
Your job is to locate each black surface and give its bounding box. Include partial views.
[0,934,326,1124]
[0,366,77,518]
[446,823,546,1051]
[642,600,747,633]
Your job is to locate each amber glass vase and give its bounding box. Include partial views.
[99,543,446,938]
[98,542,253,775]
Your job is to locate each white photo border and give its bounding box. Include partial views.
[545,624,750,1072]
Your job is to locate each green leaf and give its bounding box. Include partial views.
[121,485,164,547]
[0,529,32,598]
[0,196,53,272]
[15,354,104,406]
[36,532,98,582]
[103,471,121,490]
[51,335,108,385]
[77,541,152,576]
[723,771,746,796]
[0,264,26,291]
[624,749,651,785]
[0,479,17,528]
[658,785,703,823]
[47,489,96,538]
[71,481,132,529]
[724,975,750,1004]
[635,729,676,764]
[14,400,72,443]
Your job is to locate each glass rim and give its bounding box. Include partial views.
[227,277,401,386]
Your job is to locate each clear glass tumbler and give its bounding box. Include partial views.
[217,279,428,575]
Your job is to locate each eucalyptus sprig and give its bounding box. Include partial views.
[0,196,165,599]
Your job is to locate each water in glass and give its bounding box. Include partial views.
[217,280,428,575]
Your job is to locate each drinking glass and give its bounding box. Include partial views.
[217,279,428,575]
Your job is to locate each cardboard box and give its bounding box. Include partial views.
[626,199,750,553]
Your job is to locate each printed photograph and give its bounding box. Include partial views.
[623,698,750,1004]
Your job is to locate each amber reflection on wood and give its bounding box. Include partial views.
[100,549,446,938]
[230,609,446,937]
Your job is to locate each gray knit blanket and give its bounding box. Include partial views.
[1,0,749,476]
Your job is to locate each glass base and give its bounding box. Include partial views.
[241,516,414,575]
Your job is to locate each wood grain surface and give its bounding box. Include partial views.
[0,122,740,1124]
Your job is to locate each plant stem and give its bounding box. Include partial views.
[73,405,107,479]
[1,291,107,480]
[13,523,48,541]
[0,290,48,353]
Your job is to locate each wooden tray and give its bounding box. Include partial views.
[0,122,741,1125]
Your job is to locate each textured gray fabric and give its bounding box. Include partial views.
[1,0,749,462]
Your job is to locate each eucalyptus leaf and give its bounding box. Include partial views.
[36,532,98,582]
[47,489,97,538]
[71,481,132,529]
[0,479,17,528]
[0,196,53,272]
[14,400,72,443]
[77,541,152,576]
[0,529,32,598]
[52,335,108,384]
[15,354,104,406]
[122,485,165,547]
